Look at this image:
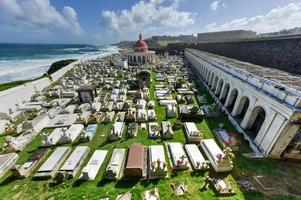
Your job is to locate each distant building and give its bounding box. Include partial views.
[151,34,196,43]
[197,30,256,43]
[127,33,155,65]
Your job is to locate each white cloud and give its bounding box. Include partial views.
[0,0,84,35]
[210,1,219,11]
[210,1,226,11]
[206,3,301,33]
[100,0,195,39]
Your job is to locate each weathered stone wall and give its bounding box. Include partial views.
[157,37,301,75]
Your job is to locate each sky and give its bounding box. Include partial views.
[0,0,301,44]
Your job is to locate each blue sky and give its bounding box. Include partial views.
[0,0,301,44]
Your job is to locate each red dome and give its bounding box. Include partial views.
[134,39,148,48]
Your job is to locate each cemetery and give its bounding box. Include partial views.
[0,51,299,200]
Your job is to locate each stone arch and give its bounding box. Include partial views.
[215,79,224,96]
[245,106,267,140]
[206,71,211,83]
[209,72,215,87]
[212,75,219,90]
[226,88,239,112]
[236,96,250,123]
[220,82,230,103]
[200,66,204,78]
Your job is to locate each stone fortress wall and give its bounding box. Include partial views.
[158,36,301,75]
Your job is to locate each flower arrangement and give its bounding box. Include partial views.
[224,139,231,146]
[216,153,223,162]
[176,160,182,166]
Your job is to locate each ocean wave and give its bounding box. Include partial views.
[0,46,117,83]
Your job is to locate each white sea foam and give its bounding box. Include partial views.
[0,46,116,84]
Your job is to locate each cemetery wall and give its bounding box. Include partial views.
[155,37,301,75]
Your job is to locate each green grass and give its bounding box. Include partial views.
[0,79,37,92]
[156,40,179,47]
[0,70,299,200]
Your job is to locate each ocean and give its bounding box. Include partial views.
[0,43,115,84]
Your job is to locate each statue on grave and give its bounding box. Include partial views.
[223,147,235,161]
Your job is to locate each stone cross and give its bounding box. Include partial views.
[180,155,186,163]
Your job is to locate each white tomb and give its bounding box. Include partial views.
[92,102,102,112]
[183,122,202,142]
[4,130,39,152]
[35,147,71,178]
[80,124,97,141]
[0,153,19,178]
[147,109,156,121]
[105,148,126,180]
[213,128,240,151]
[112,102,124,111]
[167,143,189,170]
[102,111,114,123]
[184,144,209,171]
[59,124,84,144]
[161,121,173,139]
[148,122,161,139]
[41,128,67,147]
[137,99,147,109]
[109,122,125,141]
[148,145,168,179]
[80,111,91,124]
[159,100,177,106]
[80,150,108,180]
[78,103,90,112]
[200,139,233,172]
[166,104,177,118]
[46,114,77,128]
[137,109,148,122]
[60,105,76,114]
[115,112,126,122]
[59,146,90,178]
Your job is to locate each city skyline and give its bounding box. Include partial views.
[0,0,301,44]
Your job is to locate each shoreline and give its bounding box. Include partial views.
[0,47,118,113]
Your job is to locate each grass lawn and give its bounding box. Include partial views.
[156,40,179,47]
[0,79,37,92]
[0,70,300,200]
